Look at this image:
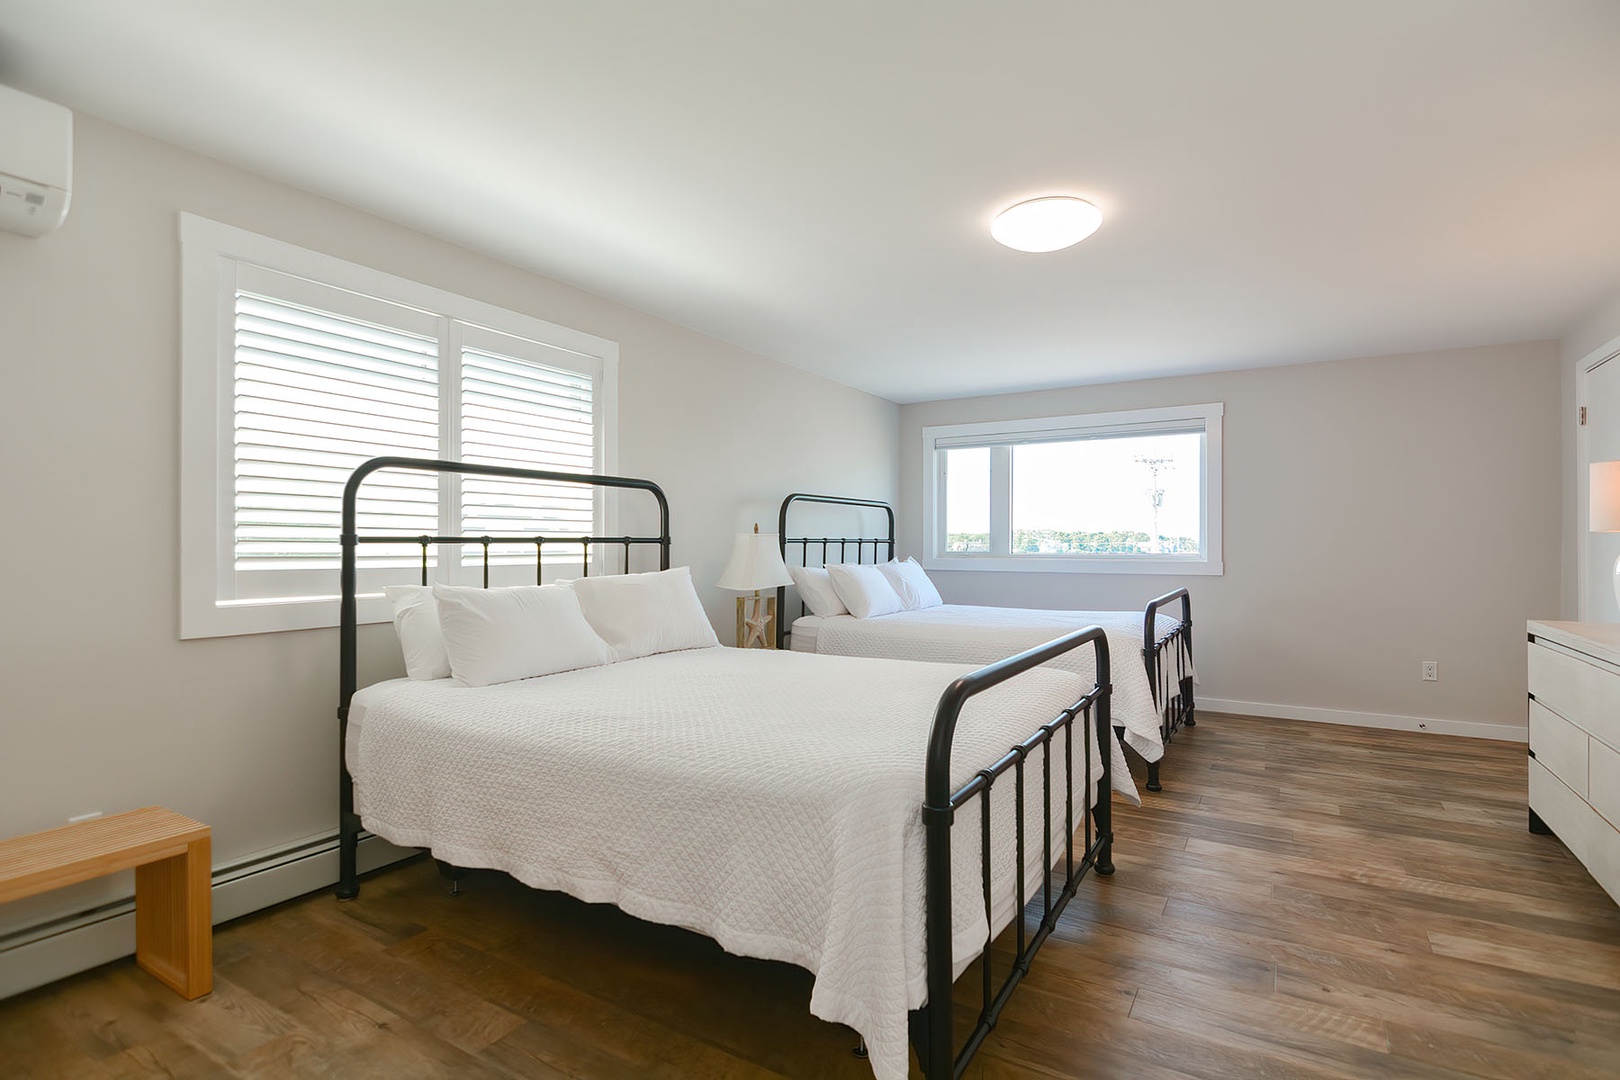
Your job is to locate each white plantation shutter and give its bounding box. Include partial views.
[181,214,617,638]
[224,270,611,591]
[228,269,444,601]
[459,342,597,560]
[233,292,440,576]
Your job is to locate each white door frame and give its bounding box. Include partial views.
[1577,333,1620,621]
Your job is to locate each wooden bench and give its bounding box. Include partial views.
[0,807,212,998]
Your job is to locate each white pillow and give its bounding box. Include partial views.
[384,585,451,681]
[878,557,944,610]
[787,564,849,617]
[570,566,720,661]
[432,583,615,687]
[826,563,905,619]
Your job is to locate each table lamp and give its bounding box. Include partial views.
[717,524,794,648]
[1591,461,1620,609]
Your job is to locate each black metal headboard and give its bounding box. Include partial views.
[775,492,896,648]
[336,454,670,898]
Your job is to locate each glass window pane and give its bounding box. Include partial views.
[1010,432,1202,555]
[944,446,990,552]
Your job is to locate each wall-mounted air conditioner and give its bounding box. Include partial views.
[0,84,72,237]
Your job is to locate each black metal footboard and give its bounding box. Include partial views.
[337,456,671,901]
[1141,588,1195,793]
[915,626,1113,1078]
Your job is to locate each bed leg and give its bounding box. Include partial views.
[908,1008,932,1076]
[1529,808,1554,836]
[336,810,361,901]
[1181,674,1196,726]
[1145,760,1162,794]
[435,859,468,896]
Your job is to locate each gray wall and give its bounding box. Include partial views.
[0,115,898,935]
[899,343,1562,737]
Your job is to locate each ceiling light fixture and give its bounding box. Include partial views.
[991,196,1102,253]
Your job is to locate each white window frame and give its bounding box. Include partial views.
[920,403,1223,575]
[179,214,619,638]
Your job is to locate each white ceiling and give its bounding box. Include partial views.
[4,1,1620,403]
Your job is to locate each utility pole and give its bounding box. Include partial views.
[1136,455,1171,553]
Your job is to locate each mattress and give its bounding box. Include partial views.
[347,646,1108,1080]
[788,613,824,652]
[799,604,1183,766]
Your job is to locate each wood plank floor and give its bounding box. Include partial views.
[3,714,1619,1078]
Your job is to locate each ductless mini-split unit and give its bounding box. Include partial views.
[0,83,72,237]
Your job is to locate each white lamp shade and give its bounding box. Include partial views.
[717,531,794,592]
[1592,461,1620,532]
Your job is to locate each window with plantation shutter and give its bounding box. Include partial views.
[181,214,619,639]
[232,274,442,599]
[458,334,597,564]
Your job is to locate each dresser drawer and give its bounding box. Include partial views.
[1590,815,1620,907]
[1591,737,1620,832]
[1529,700,1588,798]
[1530,759,1593,866]
[1531,759,1620,905]
[1528,641,1620,747]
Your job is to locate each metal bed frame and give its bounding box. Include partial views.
[337,457,1115,1079]
[777,491,1197,792]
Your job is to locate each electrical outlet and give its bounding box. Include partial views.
[67,810,102,824]
[1421,661,1438,682]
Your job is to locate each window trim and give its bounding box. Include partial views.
[179,214,619,639]
[920,403,1223,576]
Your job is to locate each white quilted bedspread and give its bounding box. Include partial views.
[810,605,1179,769]
[350,646,1108,1080]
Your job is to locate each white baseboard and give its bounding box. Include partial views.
[0,831,415,1001]
[1198,697,1527,743]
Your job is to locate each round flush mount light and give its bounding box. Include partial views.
[990,196,1103,252]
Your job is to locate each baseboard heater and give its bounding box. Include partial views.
[0,830,413,1000]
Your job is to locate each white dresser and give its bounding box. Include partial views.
[1527,620,1620,904]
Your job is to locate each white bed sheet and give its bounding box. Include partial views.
[797,604,1182,767]
[347,646,1109,1080]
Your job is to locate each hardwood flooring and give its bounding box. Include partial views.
[3,713,1618,1078]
